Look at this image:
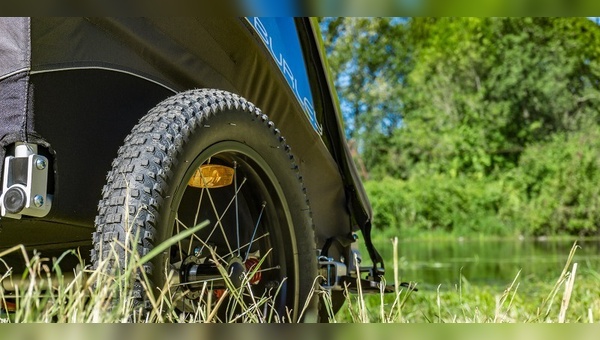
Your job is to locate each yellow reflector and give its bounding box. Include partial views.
[188,164,235,188]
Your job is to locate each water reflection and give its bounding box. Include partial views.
[374,238,600,290]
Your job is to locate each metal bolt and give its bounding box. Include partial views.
[35,158,47,170]
[33,195,44,207]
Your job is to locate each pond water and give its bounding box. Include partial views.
[372,238,600,290]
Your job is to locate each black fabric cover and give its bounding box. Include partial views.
[0,18,30,167]
[0,17,29,79]
[0,18,375,261]
[0,72,29,147]
[0,17,51,176]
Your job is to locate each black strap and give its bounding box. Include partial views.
[362,219,385,276]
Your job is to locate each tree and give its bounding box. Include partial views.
[322,18,600,236]
[322,18,600,179]
[321,18,410,179]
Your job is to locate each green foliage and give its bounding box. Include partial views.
[393,17,600,179]
[365,124,600,237]
[322,18,409,140]
[509,126,600,236]
[321,17,410,179]
[365,176,516,238]
[322,17,600,236]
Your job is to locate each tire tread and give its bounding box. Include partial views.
[92,89,312,311]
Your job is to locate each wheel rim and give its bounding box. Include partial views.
[163,141,299,320]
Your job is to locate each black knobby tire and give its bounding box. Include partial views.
[92,89,317,322]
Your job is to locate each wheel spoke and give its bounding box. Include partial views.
[193,187,206,229]
[174,214,186,262]
[245,201,266,261]
[196,168,248,256]
[234,161,240,257]
[199,164,233,255]
[173,149,291,316]
[193,158,210,228]
[175,167,276,314]
[223,232,270,259]
[171,276,224,287]
[254,265,281,274]
[175,217,227,264]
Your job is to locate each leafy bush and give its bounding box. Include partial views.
[367,125,600,238]
[509,126,600,236]
[365,175,517,238]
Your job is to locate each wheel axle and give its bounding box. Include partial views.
[179,256,261,292]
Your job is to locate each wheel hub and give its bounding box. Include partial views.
[179,255,262,293]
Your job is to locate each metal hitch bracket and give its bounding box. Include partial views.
[318,234,418,294]
[319,256,395,293]
[0,143,52,219]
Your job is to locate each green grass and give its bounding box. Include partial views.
[333,268,600,323]
[332,240,600,323]
[0,234,597,323]
[0,220,306,323]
